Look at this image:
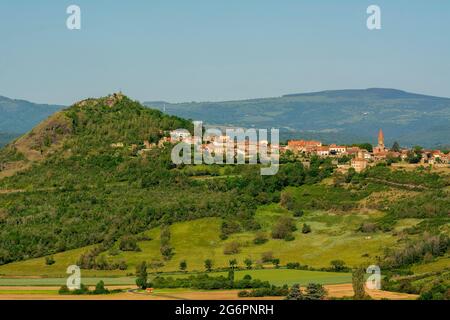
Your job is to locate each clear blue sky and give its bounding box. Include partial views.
[0,0,449,105]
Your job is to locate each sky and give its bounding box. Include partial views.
[0,0,449,105]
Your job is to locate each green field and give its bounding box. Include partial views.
[0,200,404,278]
[0,269,350,287]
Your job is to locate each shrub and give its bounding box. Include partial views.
[253,232,268,245]
[119,236,141,252]
[204,259,213,272]
[179,260,187,272]
[224,241,241,255]
[303,283,327,300]
[221,221,241,240]
[302,223,312,234]
[330,260,347,272]
[286,262,309,270]
[272,216,297,240]
[286,284,303,300]
[45,256,55,266]
[94,280,109,294]
[359,222,378,233]
[284,234,295,241]
[160,244,174,260]
[293,209,304,217]
[261,251,274,263]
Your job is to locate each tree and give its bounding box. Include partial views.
[179,260,187,272]
[406,149,422,164]
[244,258,253,270]
[272,258,280,269]
[94,280,109,294]
[119,236,141,252]
[391,141,400,152]
[353,143,373,153]
[280,192,294,210]
[352,267,367,300]
[204,259,213,272]
[303,283,327,300]
[285,284,303,300]
[228,269,235,281]
[135,261,148,289]
[271,216,296,240]
[160,244,174,260]
[330,260,346,272]
[229,259,238,269]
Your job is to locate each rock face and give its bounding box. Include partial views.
[75,92,125,108]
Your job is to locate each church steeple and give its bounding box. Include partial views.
[378,129,384,148]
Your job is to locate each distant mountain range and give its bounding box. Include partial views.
[0,95,62,146]
[1,88,449,148]
[144,88,450,148]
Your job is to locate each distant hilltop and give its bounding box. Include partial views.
[0,88,449,149]
[144,88,450,149]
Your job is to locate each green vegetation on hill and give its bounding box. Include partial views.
[0,94,334,265]
[0,93,448,300]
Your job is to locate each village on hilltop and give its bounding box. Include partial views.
[113,127,449,173]
[284,129,449,172]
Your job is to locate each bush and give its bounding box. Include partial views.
[253,232,268,245]
[303,283,327,300]
[45,256,55,266]
[119,236,141,252]
[221,221,241,240]
[359,222,378,233]
[272,216,297,240]
[151,274,271,290]
[330,260,347,272]
[223,241,241,255]
[286,262,309,270]
[239,285,289,297]
[302,223,312,234]
[293,209,304,217]
[284,234,295,241]
[261,251,274,263]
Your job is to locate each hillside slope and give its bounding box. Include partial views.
[145,88,450,148]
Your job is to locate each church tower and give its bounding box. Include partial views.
[373,128,388,157]
[378,129,385,148]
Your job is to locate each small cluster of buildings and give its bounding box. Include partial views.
[110,128,449,173]
[285,129,449,173]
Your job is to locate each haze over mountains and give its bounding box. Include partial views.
[0,95,61,146]
[1,88,449,148]
[145,88,450,148]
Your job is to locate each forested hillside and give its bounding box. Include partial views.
[0,94,331,265]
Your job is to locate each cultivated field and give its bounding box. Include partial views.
[0,284,419,300]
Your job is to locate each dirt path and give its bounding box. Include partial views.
[365,177,428,190]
